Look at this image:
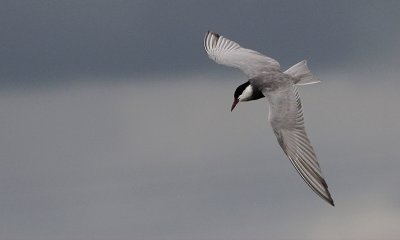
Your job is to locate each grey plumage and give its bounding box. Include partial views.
[204,31,334,206]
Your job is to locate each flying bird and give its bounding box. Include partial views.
[204,31,334,206]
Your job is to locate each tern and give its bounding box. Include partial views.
[204,31,334,206]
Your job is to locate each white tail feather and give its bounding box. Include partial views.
[284,60,320,85]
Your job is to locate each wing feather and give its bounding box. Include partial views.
[204,31,280,78]
[264,85,334,206]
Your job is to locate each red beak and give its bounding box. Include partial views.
[231,98,239,112]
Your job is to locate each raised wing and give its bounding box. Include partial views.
[263,85,334,206]
[204,31,280,78]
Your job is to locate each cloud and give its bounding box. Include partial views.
[0,69,400,239]
[1,0,400,83]
[310,197,400,240]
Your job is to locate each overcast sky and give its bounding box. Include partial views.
[1,1,400,240]
[1,0,400,83]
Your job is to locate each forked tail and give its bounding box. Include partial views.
[284,60,320,85]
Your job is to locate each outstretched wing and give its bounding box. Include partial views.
[204,31,280,78]
[263,85,334,206]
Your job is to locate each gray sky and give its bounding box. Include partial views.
[1,0,400,83]
[1,1,400,240]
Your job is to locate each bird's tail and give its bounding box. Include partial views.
[284,60,320,85]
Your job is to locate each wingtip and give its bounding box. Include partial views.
[322,184,335,206]
[204,31,221,53]
[205,30,220,39]
[324,191,335,206]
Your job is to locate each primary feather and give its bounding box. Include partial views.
[204,31,280,78]
[263,85,334,205]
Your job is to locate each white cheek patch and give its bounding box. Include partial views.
[239,85,253,101]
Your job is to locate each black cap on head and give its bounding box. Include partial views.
[234,81,250,99]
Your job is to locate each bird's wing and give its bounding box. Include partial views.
[263,85,334,206]
[204,31,280,78]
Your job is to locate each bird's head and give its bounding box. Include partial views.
[231,81,264,111]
